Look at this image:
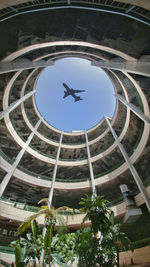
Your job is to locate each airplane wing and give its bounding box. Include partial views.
[62,83,70,90]
[73,90,85,93]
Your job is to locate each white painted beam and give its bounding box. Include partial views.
[115,93,150,125]
[48,132,63,205]
[85,131,97,197]
[0,119,42,197]
[0,90,36,120]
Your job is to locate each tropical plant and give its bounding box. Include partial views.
[52,232,76,266]
[75,228,104,267]
[18,198,66,235]
[79,194,112,235]
[102,221,132,267]
[11,198,74,266]
[10,220,42,266]
[10,195,132,267]
[78,194,132,267]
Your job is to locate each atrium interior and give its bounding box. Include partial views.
[0,0,150,265]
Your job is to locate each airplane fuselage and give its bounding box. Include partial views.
[62,83,85,102]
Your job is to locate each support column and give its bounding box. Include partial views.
[0,118,42,197]
[115,94,150,125]
[0,90,36,120]
[105,116,150,213]
[85,131,96,197]
[48,132,63,205]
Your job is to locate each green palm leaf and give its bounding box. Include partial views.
[18,209,48,234]
[38,198,49,204]
[15,244,26,265]
[32,220,38,240]
[44,223,53,248]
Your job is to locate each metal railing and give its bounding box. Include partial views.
[0,197,40,212]
[0,246,14,254]
[0,195,123,211]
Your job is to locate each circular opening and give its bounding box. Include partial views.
[35,57,116,132]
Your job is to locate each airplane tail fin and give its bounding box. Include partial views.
[63,91,68,98]
[74,97,83,102]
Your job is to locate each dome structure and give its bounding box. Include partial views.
[0,0,150,264]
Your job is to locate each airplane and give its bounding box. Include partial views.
[62,82,85,102]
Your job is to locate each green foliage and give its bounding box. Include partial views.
[43,219,53,250]
[11,198,74,266]
[18,198,66,236]
[75,228,103,266]
[80,194,112,234]
[31,220,38,241]
[78,194,131,267]
[10,195,131,267]
[14,244,26,267]
[52,232,76,266]
[10,221,42,266]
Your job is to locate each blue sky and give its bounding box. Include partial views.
[35,57,116,132]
